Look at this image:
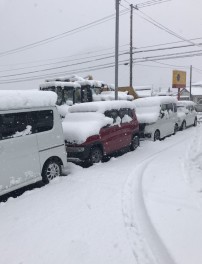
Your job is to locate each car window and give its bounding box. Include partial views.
[119,108,133,123]
[27,110,53,133]
[161,104,167,111]
[0,112,28,140]
[119,109,127,119]
[167,103,173,112]
[104,110,118,123]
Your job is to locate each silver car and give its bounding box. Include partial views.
[195,99,202,112]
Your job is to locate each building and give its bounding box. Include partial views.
[181,82,202,103]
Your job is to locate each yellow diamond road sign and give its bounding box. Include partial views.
[172,70,186,88]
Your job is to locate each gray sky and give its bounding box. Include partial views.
[0,0,202,90]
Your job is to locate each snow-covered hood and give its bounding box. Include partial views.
[62,112,113,144]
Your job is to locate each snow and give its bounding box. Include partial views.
[93,91,134,101]
[177,100,196,107]
[45,75,106,88]
[0,90,57,110]
[62,112,113,143]
[69,100,135,114]
[0,112,202,264]
[185,87,202,96]
[40,81,81,89]
[133,96,178,123]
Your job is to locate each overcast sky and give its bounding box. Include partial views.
[0,0,202,90]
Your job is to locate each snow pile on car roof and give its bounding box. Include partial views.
[0,90,57,110]
[69,100,134,114]
[62,112,113,144]
[177,100,196,106]
[93,91,134,101]
[133,96,177,123]
[40,81,81,89]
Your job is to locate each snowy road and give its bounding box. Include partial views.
[0,125,202,264]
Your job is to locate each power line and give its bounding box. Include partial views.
[0,9,129,58]
[136,9,201,47]
[1,45,202,78]
[1,41,201,74]
[1,49,202,84]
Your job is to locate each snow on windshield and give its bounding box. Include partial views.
[0,90,57,110]
[62,112,113,144]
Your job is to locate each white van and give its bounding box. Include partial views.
[134,96,178,141]
[0,90,67,196]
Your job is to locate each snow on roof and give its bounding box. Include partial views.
[62,112,113,144]
[45,75,106,88]
[93,91,134,101]
[133,96,177,107]
[69,100,135,114]
[185,87,202,96]
[40,81,81,89]
[192,81,202,86]
[136,90,152,98]
[133,96,177,124]
[177,100,196,106]
[0,90,57,111]
[45,74,84,82]
[134,85,152,91]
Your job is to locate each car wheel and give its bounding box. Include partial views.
[174,124,178,135]
[42,159,61,184]
[89,147,103,164]
[193,118,197,127]
[154,130,160,141]
[181,121,186,130]
[130,135,139,151]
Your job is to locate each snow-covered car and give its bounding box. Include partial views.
[0,90,67,197]
[195,99,202,112]
[133,96,178,141]
[176,101,197,130]
[62,101,139,164]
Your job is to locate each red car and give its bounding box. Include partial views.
[62,101,139,164]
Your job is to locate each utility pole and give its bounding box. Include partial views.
[189,65,192,101]
[129,4,133,87]
[115,0,120,100]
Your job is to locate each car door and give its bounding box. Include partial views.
[186,106,194,126]
[166,103,176,135]
[0,112,41,193]
[101,110,122,154]
[118,108,133,148]
[159,104,169,137]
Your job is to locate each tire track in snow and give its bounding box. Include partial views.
[183,124,202,198]
[122,138,188,264]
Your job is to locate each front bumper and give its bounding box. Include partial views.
[66,145,91,162]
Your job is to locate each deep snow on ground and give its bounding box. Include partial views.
[0,124,202,264]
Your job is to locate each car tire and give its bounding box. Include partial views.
[42,159,62,184]
[174,124,178,135]
[130,135,139,151]
[89,146,103,164]
[181,121,186,130]
[193,118,197,127]
[154,130,160,141]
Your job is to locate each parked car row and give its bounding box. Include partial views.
[0,91,198,197]
[134,97,197,141]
